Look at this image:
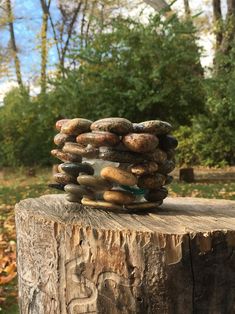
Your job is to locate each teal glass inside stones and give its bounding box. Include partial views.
[120,185,147,195]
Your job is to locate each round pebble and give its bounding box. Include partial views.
[103,190,135,205]
[48,183,65,191]
[54,133,76,147]
[147,148,167,164]
[138,173,166,189]
[64,184,94,198]
[54,173,77,185]
[51,149,82,162]
[81,198,123,210]
[55,119,70,131]
[122,133,159,153]
[166,149,176,159]
[125,201,162,210]
[77,175,112,191]
[159,135,178,150]
[135,120,172,134]
[144,187,168,202]
[157,160,176,174]
[91,118,133,135]
[61,118,93,135]
[63,142,99,159]
[59,162,94,177]
[66,193,82,203]
[99,147,145,163]
[130,161,158,176]
[76,131,120,147]
[101,166,137,186]
[165,175,174,185]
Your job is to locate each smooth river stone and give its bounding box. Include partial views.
[130,161,158,176]
[91,118,133,135]
[135,120,172,135]
[64,184,94,198]
[76,131,120,147]
[147,148,167,164]
[165,175,174,185]
[61,118,93,136]
[54,133,76,147]
[48,183,65,191]
[55,119,70,131]
[103,190,135,205]
[166,149,176,160]
[122,133,159,153]
[125,201,163,210]
[101,166,137,186]
[66,193,82,203]
[81,198,123,210]
[144,187,168,202]
[159,134,178,150]
[54,173,77,185]
[63,142,99,159]
[137,173,166,189]
[157,160,176,174]
[59,162,94,177]
[77,175,112,191]
[51,149,82,162]
[99,148,145,163]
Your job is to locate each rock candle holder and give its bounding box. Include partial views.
[49,117,177,211]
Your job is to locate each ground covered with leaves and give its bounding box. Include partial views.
[0,167,234,313]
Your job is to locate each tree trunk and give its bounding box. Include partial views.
[213,0,223,50]
[183,0,191,17]
[15,194,235,313]
[220,0,235,54]
[6,0,24,91]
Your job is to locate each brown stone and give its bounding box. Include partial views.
[77,175,112,191]
[61,118,93,136]
[54,173,77,185]
[65,193,82,203]
[147,148,167,164]
[138,173,166,189]
[63,142,99,159]
[91,118,133,135]
[122,133,159,153]
[130,161,158,176]
[81,198,123,210]
[135,120,172,134]
[125,201,163,210]
[76,131,120,147]
[103,190,135,205]
[158,160,176,175]
[64,184,94,198]
[51,149,82,163]
[99,147,145,163]
[144,187,168,202]
[101,166,137,186]
[55,119,70,131]
[54,133,76,147]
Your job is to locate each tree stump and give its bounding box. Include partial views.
[15,195,235,314]
[179,167,195,182]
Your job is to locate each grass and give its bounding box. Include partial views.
[0,166,234,312]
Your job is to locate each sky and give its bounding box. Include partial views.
[0,0,220,102]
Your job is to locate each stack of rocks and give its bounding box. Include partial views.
[50,117,177,210]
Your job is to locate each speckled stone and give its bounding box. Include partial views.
[63,142,99,159]
[147,148,167,164]
[101,166,137,186]
[103,190,135,205]
[51,149,82,162]
[165,175,174,185]
[55,119,70,131]
[54,173,77,185]
[157,160,176,174]
[76,131,120,147]
[77,175,112,191]
[48,183,65,191]
[64,184,94,198]
[61,118,93,135]
[59,162,94,177]
[135,120,172,135]
[122,133,159,153]
[91,118,133,135]
[159,135,178,150]
[137,173,166,189]
[66,193,82,203]
[99,147,145,163]
[144,187,168,202]
[54,133,76,147]
[130,162,158,176]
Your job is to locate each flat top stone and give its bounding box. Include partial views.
[15,194,235,234]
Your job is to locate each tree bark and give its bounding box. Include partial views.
[6,0,24,91]
[220,0,235,54]
[15,195,235,313]
[183,0,191,17]
[213,0,223,50]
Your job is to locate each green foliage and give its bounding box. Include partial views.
[51,14,205,125]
